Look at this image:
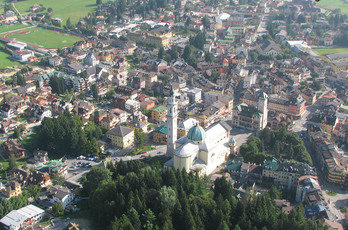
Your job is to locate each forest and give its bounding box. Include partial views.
[240,127,312,165]
[83,160,324,230]
[37,111,102,157]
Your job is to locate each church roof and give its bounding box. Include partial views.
[174,142,199,158]
[188,124,206,141]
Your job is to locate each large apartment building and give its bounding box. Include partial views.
[309,131,347,186]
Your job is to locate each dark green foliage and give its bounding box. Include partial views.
[134,129,145,148]
[0,196,28,219]
[189,31,206,50]
[52,202,64,216]
[38,112,102,157]
[240,127,312,165]
[84,160,324,229]
[9,155,17,170]
[49,76,67,94]
[158,47,165,59]
[27,185,41,200]
[51,174,65,185]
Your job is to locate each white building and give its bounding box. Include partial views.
[48,185,75,207]
[125,99,140,113]
[0,205,44,230]
[165,121,232,175]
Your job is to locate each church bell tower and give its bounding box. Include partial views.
[166,87,178,156]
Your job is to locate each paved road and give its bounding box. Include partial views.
[257,6,269,37]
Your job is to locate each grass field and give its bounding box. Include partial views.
[9,0,100,24]
[0,24,31,34]
[316,0,348,14]
[313,48,348,55]
[7,28,82,48]
[0,50,20,68]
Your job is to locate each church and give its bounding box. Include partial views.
[164,89,233,175]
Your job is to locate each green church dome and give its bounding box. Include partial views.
[187,124,206,141]
[229,138,236,144]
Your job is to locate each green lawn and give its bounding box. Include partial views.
[0,50,20,69]
[326,190,338,196]
[313,48,348,55]
[0,24,31,34]
[316,0,348,14]
[12,0,100,24]
[8,28,82,48]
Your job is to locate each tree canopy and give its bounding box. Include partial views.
[240,127,312,165]
[82,160,323,229]
[38,111,102,157]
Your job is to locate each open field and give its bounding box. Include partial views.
[316,0,348,14]
[10,0,100,24]
[0,24,31,34]
[6,28,82,48]
[0,50,20,69]
[313,48,348,55]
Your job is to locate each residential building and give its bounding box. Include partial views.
[48,185,75,207]
[1,139,25,159]
[153,125,167,144]
[36,160,67,176]
[106,125,134,148]
[0,205,44,230]
[308,131,347,186]
[100,114,119,130]
[262,158,316,190]
[1,181,22,198]
[151,105,167,122]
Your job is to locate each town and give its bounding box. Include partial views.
[0,0,347,229]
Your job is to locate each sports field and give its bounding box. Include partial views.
[313,48,348,55]
[7,28,82,49]
[0,24,31,34]
[316,0,348,14]
[0,50,20,68]
[9,0,100,24]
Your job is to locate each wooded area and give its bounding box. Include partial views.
[82,160,324,229]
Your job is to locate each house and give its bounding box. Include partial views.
[151,105,167,121]
[29,171,51,187]
[33,105,52,121]
[153,125,167,144]
[1,139,25,159]
[48,185,75,207]
[100,114,119,130]
[1,181,22,198]
[49,55,63,67]
[36,160,67,176]
[33,150,48,163]
[140,100,155,111]
[106,125,134,149]
[0,205,44,230]
[256,39,282,57]
[63,63,84,75]
[127,120,148,133]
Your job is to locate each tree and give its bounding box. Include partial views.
[82,166,112,195]
[170,47,179,60]
[96,0,102,5]
[297,14,306,23]
[202,15,210,29]
[158,47,165,59]
[51,174,65,185]
[268,185,281,199]
[158,186,176,211]
[52,202,64,216]
[16,74,25,86]
[134,129,145,148]
[27,185,41,200]
[9,156,17,171]
[142,209,156,230]
[47,7,53,13]
[66,17,72,29]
